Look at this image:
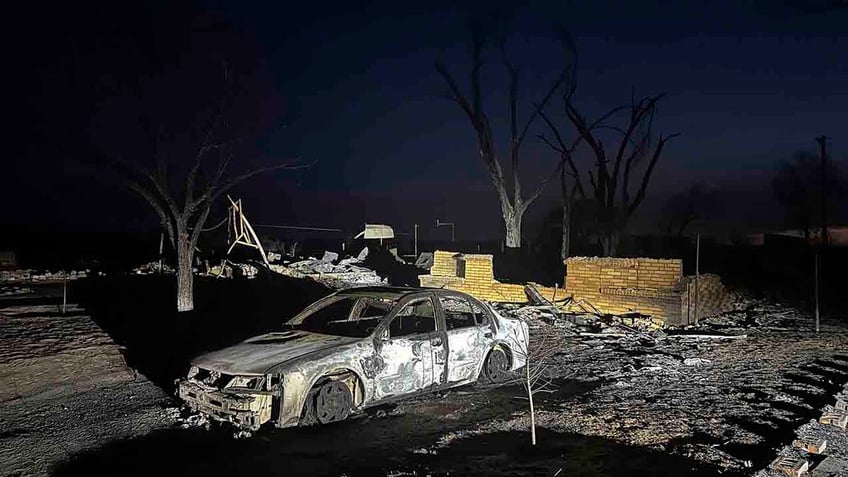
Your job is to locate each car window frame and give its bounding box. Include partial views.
[438,293,478,332]
[378,293,441,340]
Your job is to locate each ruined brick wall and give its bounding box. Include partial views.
[430,251,459,277]
[678,274,734,325]
[565,257,684,322]
[419,251,547,303]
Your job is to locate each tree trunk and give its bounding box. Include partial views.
[176,230,194,312]
[560,203,571,260]
[503,208,523,249]
[526,360,536,445]
[601,229,621,257]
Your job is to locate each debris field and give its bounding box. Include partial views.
[2,278,847,476]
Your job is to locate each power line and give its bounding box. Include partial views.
[254,224,344,232]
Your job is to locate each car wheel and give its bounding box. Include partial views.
[313,381,352,424]
[483,347,510,383]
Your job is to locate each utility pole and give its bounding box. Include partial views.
[815,136,829,246]
[814,250,820,333]
[435,219,455,242]
[414,224,419,257]
[694,233,700,326]
[813,135,828,333]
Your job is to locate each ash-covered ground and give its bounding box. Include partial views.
[1,277,847,477]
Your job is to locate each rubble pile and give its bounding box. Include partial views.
[270,248,386,288]
[489,300,848,474]
[0,285,33,296]
[0,269,89,283]
[132,261,174,275]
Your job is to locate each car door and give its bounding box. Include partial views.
[373,296,438,399]
[438,293,488,383]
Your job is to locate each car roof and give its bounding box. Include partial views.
[335,286,475,300]
[335,286,421,299]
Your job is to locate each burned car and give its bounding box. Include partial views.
[177,286,528,430]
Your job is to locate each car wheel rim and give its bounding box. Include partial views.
[315,382,351,424]
[486,349,509,382]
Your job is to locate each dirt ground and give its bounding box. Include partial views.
[2,277,848,476]
[0,285,173,477]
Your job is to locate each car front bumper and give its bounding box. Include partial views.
[177,380,273,430]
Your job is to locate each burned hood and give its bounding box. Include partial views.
[191,330,361,375]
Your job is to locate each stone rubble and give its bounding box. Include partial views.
[270,248,386,288]
[488,297,848,474]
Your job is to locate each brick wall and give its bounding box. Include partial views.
[431,251,459,277]
[565,257,685,322]
[422,253,731,325]
[419,251,541,303]
[678,274,734,325]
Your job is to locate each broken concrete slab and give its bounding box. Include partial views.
[819,411,848,430]
[793,437,827,455]
[769,455,809,477]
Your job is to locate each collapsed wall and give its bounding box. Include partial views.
[419,251,560,303]
[419,251,732,325]
[565,257,732,325]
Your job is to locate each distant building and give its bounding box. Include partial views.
[743,226,848,246]
[0,251,16,269]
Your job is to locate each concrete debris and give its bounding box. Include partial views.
[356,246,369,261]
[792,436,827,454]
[132,261,174,275]
[231,262,259,278]
[414,252,434,270]
[755,380,848,477]
[0,285,33,296]
[270,249,386,288]
[819,410,848,430]
[178,412,210,430]
[490,299,848,475]
[683,357,712,367]
[0,268,90,282]
[769,455,809,477]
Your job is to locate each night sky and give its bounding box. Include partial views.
[6,0,847,243]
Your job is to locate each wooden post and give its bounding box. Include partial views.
[694,233,700,326]
[814,249,820,333]
[526,359,536,445]
[158,232,164,274]
[62,273,67,314]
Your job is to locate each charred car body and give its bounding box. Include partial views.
[177,286,528,430]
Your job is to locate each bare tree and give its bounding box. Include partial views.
[113,69,306,312]
[541,88,679,256]
[502,314,564,445]
[660,182,718,238]
[772,150,843,241]
[435,23,573,248]
[117,134,303,312]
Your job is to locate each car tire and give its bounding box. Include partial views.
[482,346,511,384]
[302,380,353,425]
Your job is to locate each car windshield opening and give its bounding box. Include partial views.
[288,295,396,338]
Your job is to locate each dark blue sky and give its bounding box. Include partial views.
[7,0,847,241]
